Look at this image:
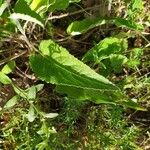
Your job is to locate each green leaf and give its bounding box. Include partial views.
[36,141,48,150]
[144,77,150,84]
[69,0,81,2]
[26,105,36,122]
[127,59,140,69]
[12,84,44,100]
[1,61,16,74]
[37,122,49,135]
[27,85,36,100]
[56,85,122,104]
[30,40,121,104]
[0,0,3,6]
[130,48,143,59]
[48,0,69,11]
[115,18,144,30]
[82,37,128,63]
[35,84,44,92]
[122,100,146,111]
[27,84,44,100]
[110,54,128,73]
[24,0,32,4]
[99,59,113,76]
[0,72,12,84]
[4,95,20,109]
[10,13,44,27]
[0,0,8,16]
[43,113,58,118]
[67,17,108,35]
[127,48,143,69]
[12,84,28,99]
[10,0,44,27]
[131,0,144,11]
[37,122,56,135]
[30,0,49,10]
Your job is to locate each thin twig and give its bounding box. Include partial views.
[16,66,36,80]
[0,50,27,66]
[47,5,101,20]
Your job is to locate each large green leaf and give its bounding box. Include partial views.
[10,0,44,27]
[30,40,121,104]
